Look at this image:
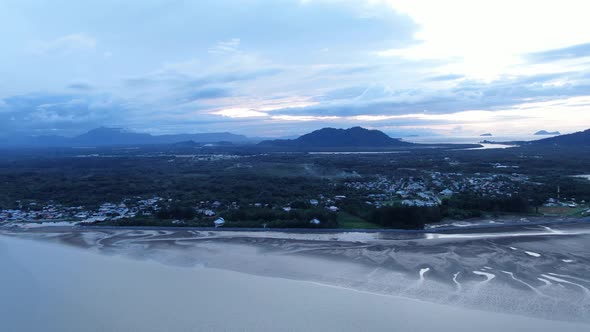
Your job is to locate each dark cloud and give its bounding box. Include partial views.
[275,71,590,118]
[125,67,283,88]
[178,87,232,103]
[0,93,128,136]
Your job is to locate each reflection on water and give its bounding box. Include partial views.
[464,143,518,150]
[405,135,547,144]
[2,234,587,332]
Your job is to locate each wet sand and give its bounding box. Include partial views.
[1,235,588,332]
[2,222,590,330]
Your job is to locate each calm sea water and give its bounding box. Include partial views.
[1,234,588,331]
[403,135,552,144]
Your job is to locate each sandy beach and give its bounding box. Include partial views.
[1,226,589,331]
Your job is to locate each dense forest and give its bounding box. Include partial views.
[1,143,589,229]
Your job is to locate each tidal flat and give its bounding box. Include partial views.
[1,222,589,331]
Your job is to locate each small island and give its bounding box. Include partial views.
[534,130,560,136]
[480,133,493,137]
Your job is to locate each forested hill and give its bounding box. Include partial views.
[259,127,413,148]
[531,128,590,146]
[5,127,251,147]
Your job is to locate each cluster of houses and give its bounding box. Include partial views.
[9,169,584,227]
[0,203,70,222]
[543,197,585,208]
[0,197,163,224]
[344,172,532,207]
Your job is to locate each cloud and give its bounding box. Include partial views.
[124,67,283,88]
[3,0,590,137]
[29,33,97,55]
[67,82,93,90]
[211,108,268,118]
[270,115,340,121]
[526,42,590,63]
[428,74,463,81]
[375,0,590,80]
[0,93,128,136]
[208,38,241,55]
[313,64,382,76]
[0,99,7,113]
[181,87,232,102]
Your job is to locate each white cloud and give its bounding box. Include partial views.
[374,0,590,80]
[347,96,590,135]
[29,33,97,55]
[212,108,268,118]
[271,115,341,121]
[208,38,241,55]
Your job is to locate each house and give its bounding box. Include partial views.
[214,217,225,227]
[309,218,321,225]
[440,189,454,196]
[283,207,292,212]
[327,206,339,212]
[309,199,319,206]
[203,209,216,216]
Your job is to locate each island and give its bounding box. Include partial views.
[534,130,561,136]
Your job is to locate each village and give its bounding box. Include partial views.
[344,171,534,207]
[2,168,588,228]
[0,197,162,225]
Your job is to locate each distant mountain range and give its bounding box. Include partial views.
[4,126,588,149]
[259,127,413,148]
[531,128,590,146]
[4,127,252,147]
[480,133,493,137]
[534,130,561,136]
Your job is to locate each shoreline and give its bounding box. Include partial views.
[3,215,589,234]
[1,234,589,331]
[2,221,589,325]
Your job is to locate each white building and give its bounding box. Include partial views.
[440,189,454,196]
[214,217,225,227]
[327,206,339,212]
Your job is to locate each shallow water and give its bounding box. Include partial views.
[1,232,589,331]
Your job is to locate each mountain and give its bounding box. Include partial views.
[534,130,561,136]
[531,129,590,146]
[155,132,250,144]
[75,127,154,146]
[259,127,413,149]
[3,127,251,147]
[480,133,493,137]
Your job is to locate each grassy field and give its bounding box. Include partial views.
[337,212,381,229]
[538,205,589,217]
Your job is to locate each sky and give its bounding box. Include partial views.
[2,0,590,138]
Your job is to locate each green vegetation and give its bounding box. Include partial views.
[1,143,589,229]
[337,212,381,229]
